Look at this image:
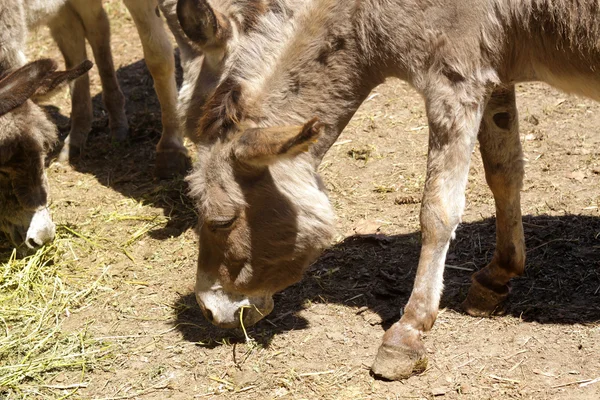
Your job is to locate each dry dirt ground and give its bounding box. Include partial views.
[5,1,600,398]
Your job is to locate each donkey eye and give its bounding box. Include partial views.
[208,216,237,231]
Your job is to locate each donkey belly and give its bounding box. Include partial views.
[532,61,600,102]
[524,35,600,102]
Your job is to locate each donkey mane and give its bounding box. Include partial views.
[196,77,244,141]
[197,0,313,142]
[196,0,365,143]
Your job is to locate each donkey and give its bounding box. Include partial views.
[175,0,600,381]
[0,58,92,250]
[11,0,187,177]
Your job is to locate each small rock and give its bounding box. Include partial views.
[459,383,472,394]
[326,331,346,343]
[431,387,447,396]
[568,170,586,182]
[525,114,540,125]
[347,147,373,160]
[231,369,258,388]
[394,195,421,205]
[350,219,381,235]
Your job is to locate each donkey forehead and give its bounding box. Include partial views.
[191,146,246,213]
[0,102,56,147]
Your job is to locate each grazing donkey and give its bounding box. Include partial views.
[176,0,600,380]
[13,0,187,176]
[0,58,92,250]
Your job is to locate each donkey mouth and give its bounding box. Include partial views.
[196,290,274,329]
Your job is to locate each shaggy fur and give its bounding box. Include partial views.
[174,0,600,380]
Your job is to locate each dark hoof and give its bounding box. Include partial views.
[57,142,82,163]
[462,277,509,317]
[371,323,427,381]
[111,124,130,143]
[155,150,191,178]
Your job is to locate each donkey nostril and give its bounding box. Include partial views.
[26,237,42,249]
[204,308,214,323]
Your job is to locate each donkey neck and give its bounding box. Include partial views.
[199,0,399,157]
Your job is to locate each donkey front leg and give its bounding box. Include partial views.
[462,85,525,316]
[371,84,488,380]
[48,4,93,162]
[68,0,129,143]
[124,0,189,178]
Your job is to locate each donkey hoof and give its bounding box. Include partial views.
[371,323,427,380]
[155,150,191,178]
[111,125,129,143]
[462,277,509,317]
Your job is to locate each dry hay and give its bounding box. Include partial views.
[0,230,112,399]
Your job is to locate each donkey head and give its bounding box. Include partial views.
[177,0,341,328]
[0,58,92,250]
[186,118,335,328]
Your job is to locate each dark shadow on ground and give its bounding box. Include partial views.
[171,214,600,348]
[43,56,196,240]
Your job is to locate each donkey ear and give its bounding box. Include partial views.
[0,59,58,117]
[233,118,324,168]
[33,59,93,100]
[177,0,231,47]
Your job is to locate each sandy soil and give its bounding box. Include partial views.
[14,1,600,398]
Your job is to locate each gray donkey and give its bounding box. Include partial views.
[5,0,187,176]
[0,58,91,250]
[173,0,600,380]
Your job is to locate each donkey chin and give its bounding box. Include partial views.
[195,280,274,329]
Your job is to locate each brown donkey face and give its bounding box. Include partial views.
[0,110,55,251]
[0,154,54,250]
[188,120,336,328]
[0,59,92,250]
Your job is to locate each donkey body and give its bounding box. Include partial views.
[4,0,187,176]
[175,0,600,380]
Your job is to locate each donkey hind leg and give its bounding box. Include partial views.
[371,82,488,381]
[124,0,189,178]
[48,4,92,162]
[68,0,129,143]
[462,85,525,316]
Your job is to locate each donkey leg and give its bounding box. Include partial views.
[462,85,525,316]
[371,83,488,381]
[69,0,129,143]
[48,4,92,161]
[124,0,189,178]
